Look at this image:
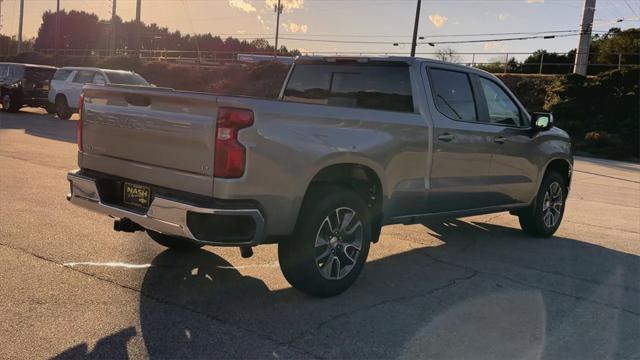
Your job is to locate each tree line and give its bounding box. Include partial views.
[2,9,300,56]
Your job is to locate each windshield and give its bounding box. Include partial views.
[104,71,149,86]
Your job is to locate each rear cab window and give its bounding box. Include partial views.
[283,62,414,113]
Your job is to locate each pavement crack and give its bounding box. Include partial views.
[0,242,323,360]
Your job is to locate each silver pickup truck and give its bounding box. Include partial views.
[67,56,572,296]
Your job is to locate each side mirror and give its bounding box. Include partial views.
[532,112,554,131]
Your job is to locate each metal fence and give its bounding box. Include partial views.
[30,49,640,74]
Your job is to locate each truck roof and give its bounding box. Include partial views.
[59,66,136,74]
[294,55,491,76]
[0,62,57,69]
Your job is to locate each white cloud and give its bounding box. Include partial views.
[266,0,304,12]
[256,14,271,30]
[497,12,511,21]
[229,0,257,13]
[282,22,308,33]
[527,0,544,3]
[428,14,448,28]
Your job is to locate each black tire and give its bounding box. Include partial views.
[279,185,372,297]
[44,103,57,114]
[55,95,72,120]
[147,230,204,251]
[518,171,567,237]
[1,93,21,112]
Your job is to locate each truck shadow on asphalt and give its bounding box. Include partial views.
[1,111,77,143]
[54,220,640,359]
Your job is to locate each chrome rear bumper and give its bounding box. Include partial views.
[66,170,265,246]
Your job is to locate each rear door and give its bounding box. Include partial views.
[423,66,496,212]
[24,66,56,99]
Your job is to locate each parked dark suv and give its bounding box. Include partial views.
[0,63,57,113]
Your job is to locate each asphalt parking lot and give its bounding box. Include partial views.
[1,108,639,359]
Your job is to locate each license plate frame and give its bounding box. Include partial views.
[123,182,151,209]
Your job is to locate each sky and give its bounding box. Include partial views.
[0,0,638,62]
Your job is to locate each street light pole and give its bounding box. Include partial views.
[410,0,422,57]
[274,0,283,57]
[55,0,60,60]
[17,0,24,54]
[135,0,142,57]
[110,0,117,56]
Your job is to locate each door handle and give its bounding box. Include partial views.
[494,136,507,144]
[438,133,455,142]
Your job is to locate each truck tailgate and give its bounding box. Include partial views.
[81,85,218,178]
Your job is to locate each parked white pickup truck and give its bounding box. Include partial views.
[67,56,572,296]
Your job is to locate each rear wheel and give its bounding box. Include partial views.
[44,103,57,114]
[1,93,21,112]
[279,186,372,297]
[518,171,567,237]
[55,95,72,120]
[147,230,204,251]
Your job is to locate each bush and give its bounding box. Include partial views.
[545,67,639,160]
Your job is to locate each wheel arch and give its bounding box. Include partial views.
[298,162,385,242]
[543,157,573,191]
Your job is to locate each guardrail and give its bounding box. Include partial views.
[27,49,640,74]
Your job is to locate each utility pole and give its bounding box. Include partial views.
[55,0,60,59]
[135,0,142,57]
[110,0,117,56]
[573,0,596,75]
[17,0,24,54]
[410,0,422,57]
[274,0,283,57]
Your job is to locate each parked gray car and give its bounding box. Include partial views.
[66,56,573,296]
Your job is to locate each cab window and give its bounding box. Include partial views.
[73,71,95,84]
[283,63,414,113]
[477,77,523,127]
[429,68,478,122]
[53,69,73,81]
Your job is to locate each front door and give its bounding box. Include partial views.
[423,66,495,213]
[473,75,538,206]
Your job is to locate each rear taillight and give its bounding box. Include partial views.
[214,107,254,178]
[77,93,84,151]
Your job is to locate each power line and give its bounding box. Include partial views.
[279,32,582,45]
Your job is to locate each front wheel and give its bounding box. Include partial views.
[279,186,372,297]
[518,171,567,237]
[147,230,204,251]
[55,96,72,120]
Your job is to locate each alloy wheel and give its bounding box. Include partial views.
[314,207,364,280]
[542,181,563,228]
